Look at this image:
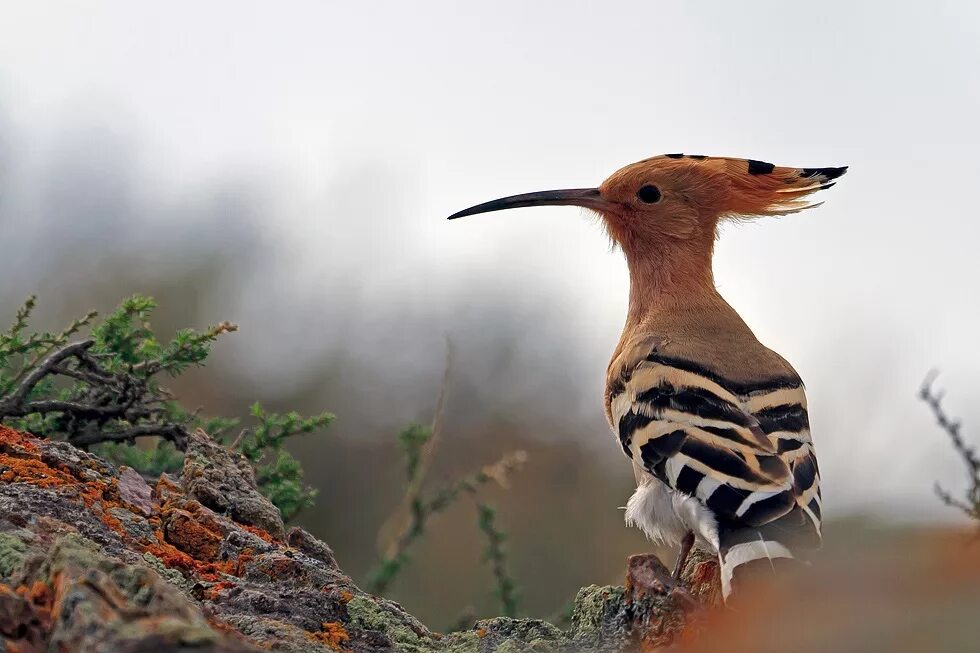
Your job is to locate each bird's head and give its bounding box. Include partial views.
[448,154,846,259]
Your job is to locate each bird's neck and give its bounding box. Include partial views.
[622,237,720,329]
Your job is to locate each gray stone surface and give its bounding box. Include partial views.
[0,426,712,652]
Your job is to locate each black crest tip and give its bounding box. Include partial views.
[801,166,848,180]
[747,159,776,175]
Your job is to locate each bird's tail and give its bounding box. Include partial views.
[718,506,819,600]
[719,530,795,600]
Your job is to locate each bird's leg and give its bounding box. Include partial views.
[672,531,695,580]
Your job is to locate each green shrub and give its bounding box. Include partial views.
[0,294,331,520]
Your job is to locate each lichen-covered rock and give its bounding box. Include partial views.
[566,585,632,652]
[181,428,286,539]
[0,426,707,652]
[287,525,339,569]
[0,532,28,579]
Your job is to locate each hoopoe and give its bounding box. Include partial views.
[449,154,846,599]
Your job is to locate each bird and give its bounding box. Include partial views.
[448,153,846,600]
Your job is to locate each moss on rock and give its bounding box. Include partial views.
[0,427,702,653]
[0,531,28,580]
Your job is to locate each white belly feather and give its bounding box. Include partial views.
[625,472,720,553]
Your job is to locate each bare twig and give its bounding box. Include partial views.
[228,428,250,451]
[920,372,980,525]
[408,339,454,498]
[377,340,454,557]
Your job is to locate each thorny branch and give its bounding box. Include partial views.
[920,371,980,525]
[0,337,191,449]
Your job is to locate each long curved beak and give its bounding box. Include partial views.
[447,188,607,220]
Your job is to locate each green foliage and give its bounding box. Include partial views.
[0,294,331,521]
[367,553,411,596]
[368,414,527,620]
[240,403,335,463]
[0,295,97,399]
[3,295,531,620]
[476,503,519,617]
[254,451,319,522]
[398,423,431,480]
[95,440,186,479]
[90,294,159,368]
[234,404,334,520]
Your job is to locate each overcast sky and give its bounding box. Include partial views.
[2,1,979,519]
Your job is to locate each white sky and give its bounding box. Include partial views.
[2,1,979,519]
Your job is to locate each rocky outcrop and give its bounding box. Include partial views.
[0,426,714,652]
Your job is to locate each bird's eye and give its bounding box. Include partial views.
[636,185,662,203]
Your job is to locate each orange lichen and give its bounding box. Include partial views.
[232,550,254,575]
[0,426,40,454]
[0,430,137,543]
[163,507,224,562]
[250,554,302,581]
[143,538,235,583]
[18,580,52,612]
[307,621,350,650]
[46,570,72,630]
[203,580,237,601]
[0,429,253,596]
[153,473,182,500]
[8,580,52,629]
[476,627,487,638]
[339,589,354,602]
[2,581,51,649]
[242,524,276,543]
[0,452,77,489]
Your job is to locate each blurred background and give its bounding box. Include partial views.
[1,0,979,630]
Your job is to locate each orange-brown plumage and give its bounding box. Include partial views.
[449,152,845,599]
[592,155,844,380]
[597,154,843,264]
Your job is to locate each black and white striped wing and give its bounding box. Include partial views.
[610,351,821,543]
[750,393,822,537]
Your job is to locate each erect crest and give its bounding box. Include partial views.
[654,153,847,218]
